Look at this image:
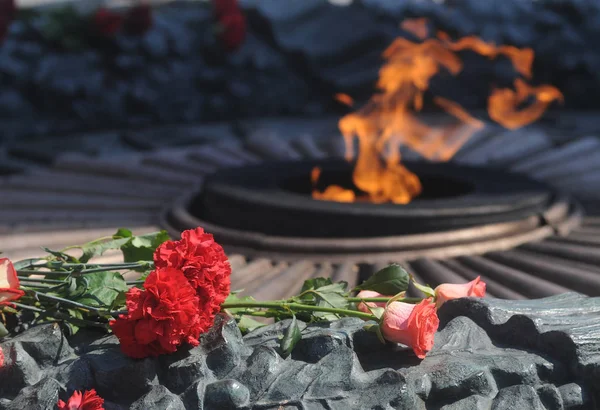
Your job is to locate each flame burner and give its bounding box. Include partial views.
[166,159,582,264]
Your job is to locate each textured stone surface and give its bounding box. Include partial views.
[0,295,599,408]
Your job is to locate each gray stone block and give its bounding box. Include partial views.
[1,294,600,408]
[492,385,546,410]
[204,379,251,409]
[130,386,186,410]
[84,348,158,402]
[159,347,214,394]
[6,378,60,410]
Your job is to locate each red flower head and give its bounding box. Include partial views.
[92,8,123,37]
[0,258,25,306]
[110,267,211,359]
[154,227,231,319]
[380,298,439,359]
[216,11,246,52]
[213,0,240,19]
[123,3,152,36]
[434,276,486,309]
[212,0,246,52]
[57,389,105,410]
[0,346,4,367]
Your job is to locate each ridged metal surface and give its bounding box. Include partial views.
[0,118,599,300]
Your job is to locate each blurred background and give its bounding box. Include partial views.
[0,0,599,144]
[0,0,598,279]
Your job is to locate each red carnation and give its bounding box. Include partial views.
[92,8,123,37]
[0,346,4,367]
[110,267,210,359]
[154,227,231,319]
[216,11,246,52]
[57,389,105,410]
[123,3,152,36]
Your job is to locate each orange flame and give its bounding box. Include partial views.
[401,17,429,40]
[334,93,354,107]
[313,18,563,204]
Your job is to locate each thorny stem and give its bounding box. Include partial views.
[17,277,65,284]
[28,290,110,315]
[17,263,151,279]
[221,301,376,321]
[10,302,44,313]
[346,297,423,304]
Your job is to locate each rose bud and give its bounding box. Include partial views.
[356,290,390,313]
[0,258,25,306]
[380,298,439,359]
[434,276,486,309]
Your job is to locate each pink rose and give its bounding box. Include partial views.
[0,258,24,306]
[434,276,486,309]
[380,299,439,359]
[356,290,390,313]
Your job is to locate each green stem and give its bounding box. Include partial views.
[21,284,55,290]
[221,301,376,320]
[17,270,70,277]
[10,302,44,313]
[18,277,65,284]
[78,265,144,274]
[54,315,110,330]
[30,291,106,315]
[227,310,277,318]
[346,297,423,304]
[126,280,145,285]
[18,263,149,277]
[34,262,150,269]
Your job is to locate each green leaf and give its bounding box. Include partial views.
[280,315,301,358]
[237,316,266,334]
[300,281,350,321]
[386,291,407,307]
[313,284,350,308]
[364,323,386,344]
[43,247,79,263]
[119,231,170,263]
[73,272,128,309]
[64,309,84,336]
[0,321,8,338]
[355,264,409,295]
[78,238,130,263]
[60,277,86,299]
[366,305,385,320]
[223,293,257,315]
[410,275,435,298]
[300,277,334,294]
[113,228,133,239]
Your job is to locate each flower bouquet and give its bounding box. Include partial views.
[0,227,485,408]
[1,0,246,52]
